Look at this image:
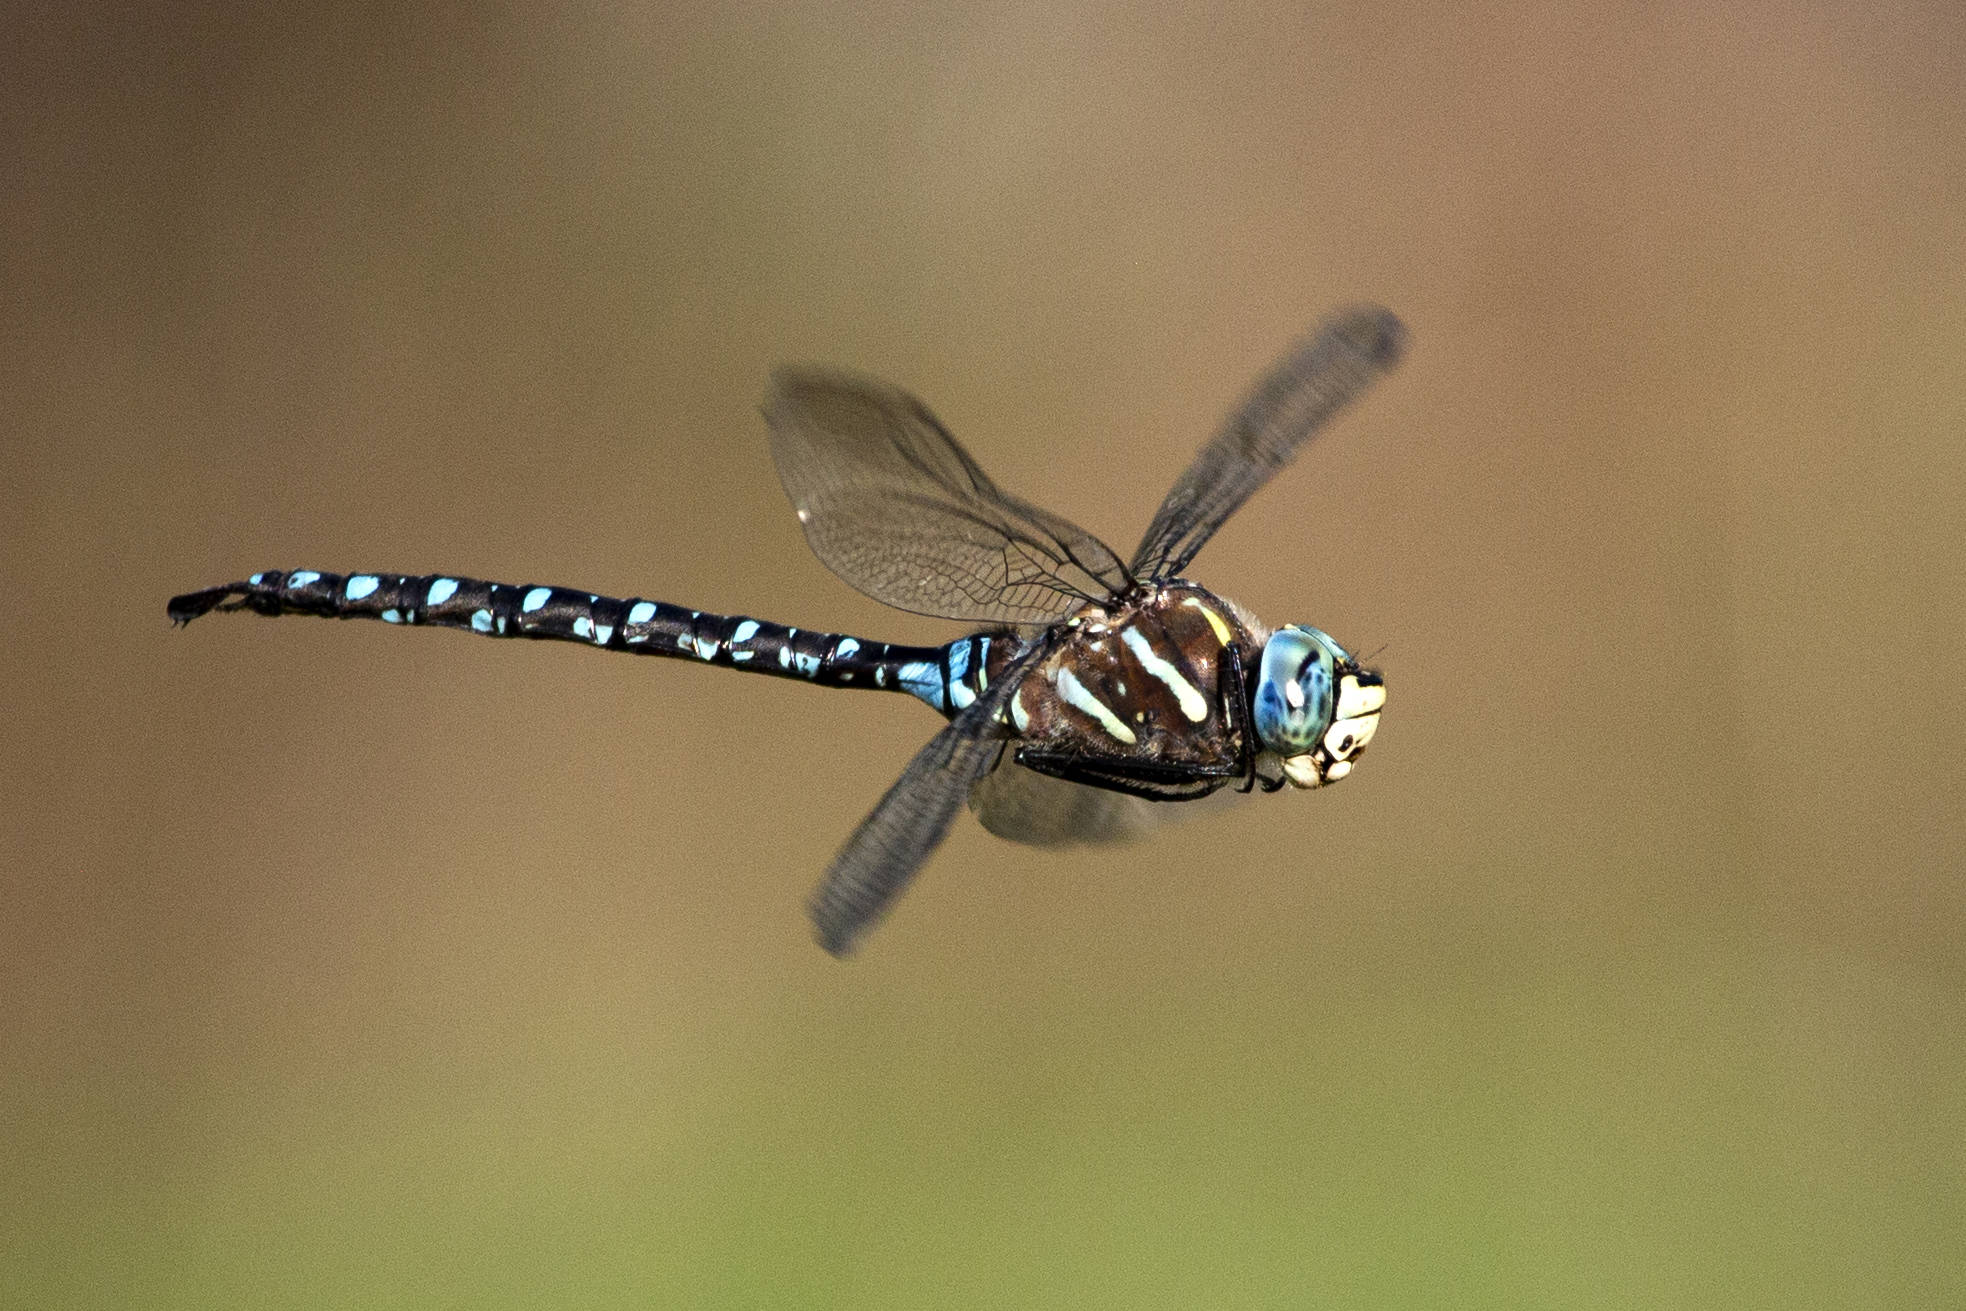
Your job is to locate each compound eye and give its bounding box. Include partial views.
[1293,657,1333,717]
[1254,626,1348,756]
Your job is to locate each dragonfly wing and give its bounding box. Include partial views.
[808,644,1044,955]
[1129,307,1405,581]
[967,760,1165,848]
[767,368,1132,624]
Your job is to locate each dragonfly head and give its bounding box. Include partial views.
[1252,625,1385,788]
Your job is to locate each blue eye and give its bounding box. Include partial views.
[1253,626,1347,754]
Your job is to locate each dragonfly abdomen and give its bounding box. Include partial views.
[166,569,962,697]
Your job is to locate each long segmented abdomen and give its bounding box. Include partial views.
[167,569,996,703]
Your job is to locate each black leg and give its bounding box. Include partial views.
[1013,747,1235,802]
[1221,642,1263,794]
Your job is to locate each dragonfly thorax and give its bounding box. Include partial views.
[997,587,1384,799]
[1005,583,1250,776]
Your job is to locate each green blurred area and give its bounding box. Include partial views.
[14,928,1963,1307]
[5,2,1963,1306]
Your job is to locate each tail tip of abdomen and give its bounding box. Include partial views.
[167,584,243,625]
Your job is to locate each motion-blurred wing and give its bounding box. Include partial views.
[809,644,1046,955]
[967,760,1164,848]
[768,368,1131,624]
[1129,307,1406,582]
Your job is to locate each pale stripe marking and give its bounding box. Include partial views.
[1180,596,1234,646]
[1120,627,1209,723]
[1056,667,1137,744]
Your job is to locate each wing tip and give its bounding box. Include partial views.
[808,896,869,959]
[1325,304,1408,372]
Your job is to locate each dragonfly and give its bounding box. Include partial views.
[170,306,1404,955]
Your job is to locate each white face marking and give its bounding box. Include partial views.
[1324,759,1353,782]
[1181,597,1234,646]
[426,578,458,606]
[288,570,321,589]
[627,601,657,625]
[470,609,493,633]
[1323,713,1379,760]
[380,608,402,623]
[1010,685,1032,733]
[521,587,550,613]
[1336,676,1386,719]
[572,616,593,640]
[1281,754,1321,788]
[1056,667,1137,744]
[1120,628,1208,723]
[346,575,379,600]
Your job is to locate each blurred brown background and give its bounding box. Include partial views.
[6,2,1963,1306]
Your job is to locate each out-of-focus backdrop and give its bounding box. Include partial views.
[6,3,1962,1306]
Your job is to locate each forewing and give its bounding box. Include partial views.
[809,644,1046,955]
[768,368,1131,624]
[1128,307,1406,581]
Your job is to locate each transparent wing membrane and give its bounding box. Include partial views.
[1129,307,1405,581]
[968,760,1165,847]
[767,369,1132,624]
[808,643,1047,955]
